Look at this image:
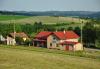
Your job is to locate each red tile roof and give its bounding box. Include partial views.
[54,31,79,39]
[35,31,52,39]
[53,32,66,39]
[35,31,79,40]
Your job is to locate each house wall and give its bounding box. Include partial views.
[7,36,16,45]
[66,38,79,42]
[59,38,79,43]
[74,43,83,51]
[59,45,66,50]
[59,43,83,51]
[59,45,74,51]
[47,35,59,49]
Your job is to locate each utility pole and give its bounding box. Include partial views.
[81,20,83,44]
[81,21,84,50]
[79,18,83,48]
[79,18,83,44]
[13,19,16,46]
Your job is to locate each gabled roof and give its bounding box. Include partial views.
[9,32,28,38]
[35,31,79,40]
[66,31,79,39]
[35,31,52,39]
[53,32,66,39]
[54,31,79,39]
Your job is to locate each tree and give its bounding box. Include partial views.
[83,22,96,48]
[74,26,81,36]
[95,28,100,48]
[67,27,73,31]
[15,37,24,45]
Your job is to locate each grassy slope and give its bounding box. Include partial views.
[0,16,86,24]
[0,46,100,69]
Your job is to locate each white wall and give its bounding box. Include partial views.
[7,36,16,45]
[66,38,79,42]
[47,35,59,49]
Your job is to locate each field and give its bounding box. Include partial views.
[0,15,86,24]
[0,45,100,69]
[0,15,30,21]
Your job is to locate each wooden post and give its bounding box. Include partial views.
[13,20,16,46]
[81,20,84,50]
[81,21,83,44]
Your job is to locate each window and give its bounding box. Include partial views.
[53,37,56,40]
[50,43,52,47]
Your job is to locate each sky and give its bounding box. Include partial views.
[0,0,100,11]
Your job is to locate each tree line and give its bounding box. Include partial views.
[0,20,100,48]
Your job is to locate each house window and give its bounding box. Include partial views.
[53,37,56,40]
[50,43,52,47]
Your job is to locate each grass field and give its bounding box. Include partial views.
[0,15,30,21]
[0,45,100,69]
[0,15,86,24]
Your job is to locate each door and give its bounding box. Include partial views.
[65,46,69,50]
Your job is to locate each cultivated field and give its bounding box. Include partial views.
[0,15,86,24]
[0,15,30,20]
[0,45,100,69]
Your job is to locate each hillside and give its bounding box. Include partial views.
[0,16,86,24]
[0,11,100,18]
[0,46,100,69]
[0,15,30,21]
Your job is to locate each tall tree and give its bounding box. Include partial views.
[83,22,96,47]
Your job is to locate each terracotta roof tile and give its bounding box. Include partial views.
[35,31,52,39]
[35,31,79,40]
[54,31,79,39]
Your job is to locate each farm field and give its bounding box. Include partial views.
[0,15,86,24]
[0,45,100,69]
[0,15,30,21]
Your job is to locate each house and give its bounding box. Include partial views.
[33,31,52,48]
[33,31,83,51]
[0,35,6,41]
[7,32,29,45]
[0,35,6,44]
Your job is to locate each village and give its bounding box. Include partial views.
[0,30,83,51]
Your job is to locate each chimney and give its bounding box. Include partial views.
[63,30,66,34]
[56,29,58,32]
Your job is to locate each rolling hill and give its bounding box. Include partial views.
[0,16,86,24]
[0,11,100,18]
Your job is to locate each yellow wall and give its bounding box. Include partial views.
[74,43,83,51]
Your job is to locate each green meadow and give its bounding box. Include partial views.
[0,45,100,69]
[0,15,30,21]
